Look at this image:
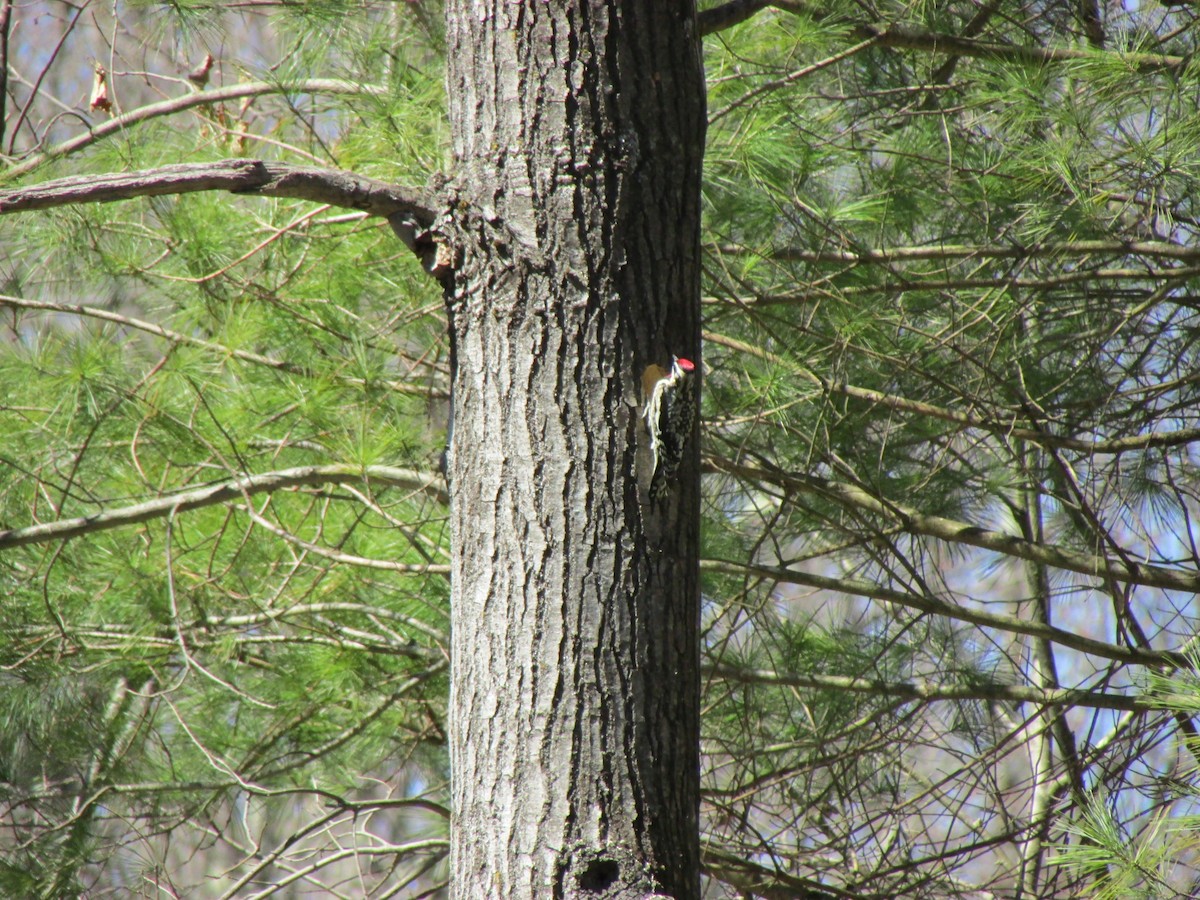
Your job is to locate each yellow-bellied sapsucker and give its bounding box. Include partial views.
[642,356,697,501]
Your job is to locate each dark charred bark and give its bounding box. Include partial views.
[442,2,706,898]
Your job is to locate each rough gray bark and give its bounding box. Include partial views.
[442,2,706,898]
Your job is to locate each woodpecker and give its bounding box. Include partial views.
[642,356,697,501]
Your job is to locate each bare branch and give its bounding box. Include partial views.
[1,79,385,182]
[0,465,446,551]
[0,158,432,221]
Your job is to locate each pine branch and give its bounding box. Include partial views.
[716,239,1200,264]
[700,558,1182,670]
[64,626,439,660]
[705,662,1158,712]
[0,465,446,551]
[704,455,1200,597]
[697,1,1185,72]
[704,330,1200,455]
[728,265,1200,302]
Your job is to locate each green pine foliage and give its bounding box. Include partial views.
[698,2,1200,896]
[1,4,451,895]
[4,0,1200,896]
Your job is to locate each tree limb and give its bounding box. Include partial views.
[0,465,446,551]
[0,159,438,257]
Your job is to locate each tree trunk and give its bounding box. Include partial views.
[442,2,706,897]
